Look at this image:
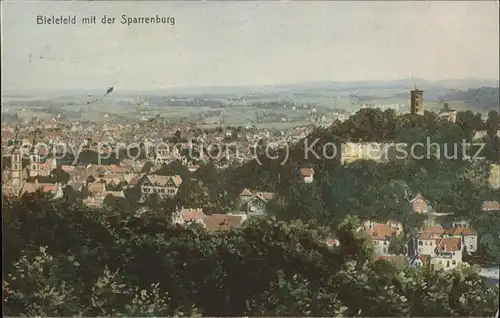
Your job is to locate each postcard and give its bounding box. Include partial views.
[1,1,499,317]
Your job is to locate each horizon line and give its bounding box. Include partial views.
[2,76,499,95]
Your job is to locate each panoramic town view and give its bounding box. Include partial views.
[2,1,499,317]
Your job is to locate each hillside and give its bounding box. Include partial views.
[444,87,499,111]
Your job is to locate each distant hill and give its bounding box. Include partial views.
[3,78,498,105]
[443,87,499,111]
[152,78,498,97]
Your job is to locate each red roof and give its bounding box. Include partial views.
[257,192,275,200]
[327,238,340,247]
[445,227,476,236]
[421,226,446,235]
[300,168,314,177]
[367,224,397,240]
[39,184,58,193]
[438,237,462,252]
[418,254,430,264]
[202,214,243,231]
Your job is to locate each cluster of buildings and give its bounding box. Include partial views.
[410,224,476,271]
[360,192,500,271]
[1,121,317,230]
[1,119,316,169]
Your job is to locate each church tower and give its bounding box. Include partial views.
[410,88,424,115]
[29,152,40,178]
[11,148,23,187]
[28,127,42,179]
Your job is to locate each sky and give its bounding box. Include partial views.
[1,1,499,92]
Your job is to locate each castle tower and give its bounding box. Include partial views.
[11,148,23,187]
[410,89,424,115]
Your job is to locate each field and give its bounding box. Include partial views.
[3,78,497,127]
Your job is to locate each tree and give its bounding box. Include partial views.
[157,161,190,180]
[246,270,347,316]
[123,185,142,206]
[86,175,96,184]
[2,172,499,317]
[3,246,82,316]
[175,180,209,208]
[388,235,407,255]
[472,212,500,265]
[192,161,218,186]
[486,111,500,139]
[144,193,161,211]
[62,186,80,204]
[103,194,131,213]
[274,168,325,222]
[456,110,484,139]
[482,111,500,162]
[80,185,90,199]
[141,161,154,173]
[51,166,70,184]
[3,247,200,317]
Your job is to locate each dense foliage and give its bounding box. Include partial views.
[2,194,499,317]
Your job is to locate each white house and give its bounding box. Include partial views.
[300,168,314,183]
[430,237,463,271]
[409,224,476,270]
[417,233,439,256]
[172,207,206,225]
[410,254,431,268]
[446,225,478,253]
[365,224,397,256]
